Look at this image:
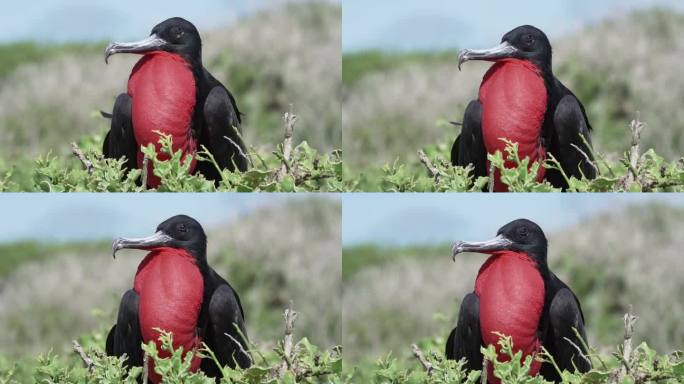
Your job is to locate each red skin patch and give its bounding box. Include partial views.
[479,59,548,192]
[134,247,204,383]
[128,51,198,188]
[475,251,544,383]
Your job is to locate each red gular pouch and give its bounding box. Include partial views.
[134,247,204,383]
[475,251,545,383]
[479,59,548,192]
[128,51,198,188]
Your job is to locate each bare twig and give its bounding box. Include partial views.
[619,306,638,379]
[72,340,94,371]
[563,337,592,367]
[481,358,488,384]
[141,155,149,189]
[283,304,297,363]
[275,302,298,378]
[71,143,93,174]
[225,333,253,365]
[625,113,645,187]
[570,144,599,175]
[224,136,252,166]
[418,150,441,182]
[488,162,495,193]
[276,107,297,182]
[410,344,433,374]
[142,352,149,383]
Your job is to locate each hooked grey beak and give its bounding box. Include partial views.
[111,231,174,258]
[458,41,519,71]
[105,34,168,64]
[451,234,513,261]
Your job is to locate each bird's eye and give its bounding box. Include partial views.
[178,224,187,233]
[171,27,184,39]
[524,35,535,45]
[518,227,529,238]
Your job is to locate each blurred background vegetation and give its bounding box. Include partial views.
[0,1,341,188]
[0,197,341,375]
[343,8,684,189]
[342,201,684,372]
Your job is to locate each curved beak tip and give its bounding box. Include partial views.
[457,50,469,71]
[104,45,114,64]
[111,237,130,258]
[451,241,464,262]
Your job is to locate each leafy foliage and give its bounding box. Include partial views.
[0,320,341,383]
[0,130,343,192]
[348,120,684,192]
[346,330,684,384]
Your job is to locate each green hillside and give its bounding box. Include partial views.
[0,2,342,192]
[343,203,684,366]
[343,9,684,191]
[0,198,341,362]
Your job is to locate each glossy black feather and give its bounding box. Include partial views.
[106,268,251,380]
[194,70,249,182]
[106,290,144,369]
[103,93,138,172]
[103,18,248,182]
[445,293,483,370]
[451,100,486,178]
[451,26,596,190]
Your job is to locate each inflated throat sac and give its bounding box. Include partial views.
[479,59,547,191]
[128,51,198,187]
[134,247,204,382]
[475,251,545,382]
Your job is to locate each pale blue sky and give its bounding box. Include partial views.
[0,194,333,243]
[342,194,684,246]
[343,0,684,52]
[0,0,338,43]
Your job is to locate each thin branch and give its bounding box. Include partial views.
[619,305,638,379]
[570,143,599,175]
[275,302,298,378]
[72,340,94,371]
[418,150,441,182]
[71,143,93,175]
[276,107,297,182]
[488,162,495,193]
[481,358,488,384]
[225,333,253,365]
[224,135,252,167]
[141,155,149,189]
[410,344,433,374]
[625,113,645,187]
[142,352,149,384]
[563,337,592,367]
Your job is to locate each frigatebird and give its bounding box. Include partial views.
[451,26,596,191]
[445,219,590,383]
[103,18,248,188]
[106,215,251,383]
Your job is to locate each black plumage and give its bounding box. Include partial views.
[103,18,248,182]
[452,26,596,190]
[106,215,251,381]
[445,219,591,382]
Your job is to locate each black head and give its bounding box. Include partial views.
[452,218,548,266]
[458,25,552,72]
[111,214,207,263]
[105,17,202,64]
